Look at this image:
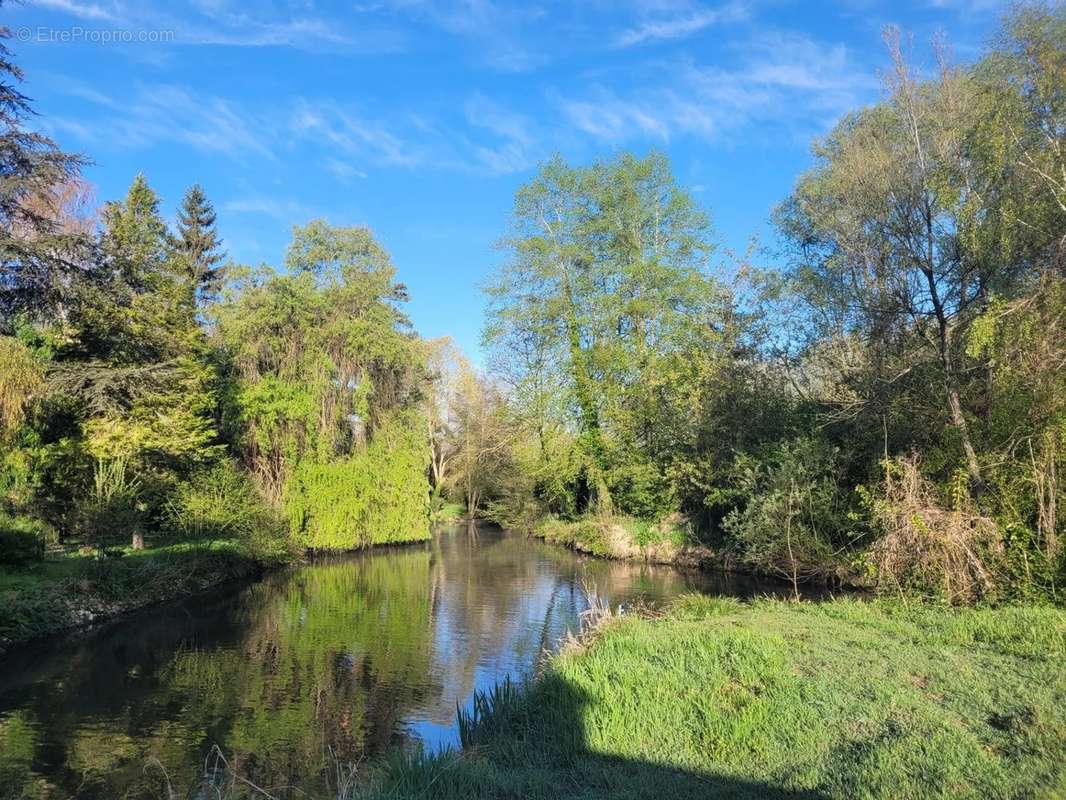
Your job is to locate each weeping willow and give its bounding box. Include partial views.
[284,410,430,549]
[216,223,432,549]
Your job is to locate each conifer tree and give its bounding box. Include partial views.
[174,184,225,305]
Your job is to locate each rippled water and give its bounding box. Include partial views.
[0,524,798,799]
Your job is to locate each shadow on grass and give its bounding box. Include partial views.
[369,672,828,800]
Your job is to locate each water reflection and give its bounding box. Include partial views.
[0,525,800,799]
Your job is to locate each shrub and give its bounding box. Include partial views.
[165,461,289,560]
[604,459,674,520]
[869,456,1006,604]
[0,512,47,565]
[166,461,260,541]
[75,458,143,549]
[724,437,858,592]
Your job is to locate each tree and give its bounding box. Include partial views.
[424,336,464,506]
[83,174,195,362]
[174,184,226,306]
[484,152,717,516]
[447,364,510,517]
[217,221,421,501]
[777,32,1036,492]
[0,23,90,325]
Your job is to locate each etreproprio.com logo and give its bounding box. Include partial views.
[15,26,175,44]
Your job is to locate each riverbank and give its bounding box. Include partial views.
[533,515,723,569]
[361,596,1066,799]
[0,541,279,654]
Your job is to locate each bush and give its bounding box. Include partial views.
[165,461,289,560]
[75,458,143,548]
[724,437,858,590]
[604,459,674,520]
[0,513,47,565]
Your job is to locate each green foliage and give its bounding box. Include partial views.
[484,151,719,515]
[604,458,674,520]
[483,7,1066,603]
[724,437,858,586]
[285,411,430,550]
[0,336,43,442]
[217,222,423,503]
[164,460,290,559]
[0,512,47,565]
[174,183,226,305]
[74,458,143,549]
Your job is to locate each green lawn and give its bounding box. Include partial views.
[360,597,1066,799]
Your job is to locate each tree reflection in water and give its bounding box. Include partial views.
[0,524,802,799]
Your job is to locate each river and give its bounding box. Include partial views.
[0,524,801,799]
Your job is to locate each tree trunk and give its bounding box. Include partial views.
[945,381,983,493]
[921,251,983,494]
[561,271,611,508]
[785,485,799,601]
[131,531,144,550]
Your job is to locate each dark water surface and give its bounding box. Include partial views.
[0,525,798,799]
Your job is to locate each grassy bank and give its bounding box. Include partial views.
[431,501,468,525]
[533,515,719,568]
[359,597,1066,799]
[0,541,276,653]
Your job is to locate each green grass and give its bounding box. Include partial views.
[358,597,1066,799]
[432,502,467,524]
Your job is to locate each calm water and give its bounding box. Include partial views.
[0,525,797,799]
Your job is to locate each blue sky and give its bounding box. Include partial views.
[7,0,1008,360]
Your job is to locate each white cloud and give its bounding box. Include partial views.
[559,31,878,147]
[49,79,277,160]
[323,158,369,180]
[29,0,403,53]
[614,2,748,48]
[292,101,421,167]
[223,195,317,221]
[462,93,539,173]
[367,0,547,70]
[32,0,119,22]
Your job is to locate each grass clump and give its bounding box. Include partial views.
[359,598,1066,800]
[431,501,467,524]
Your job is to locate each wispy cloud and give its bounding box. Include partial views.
[28,0,405,53]
[223,195,317,221]
[558,91,676,142]
[367,0,547,70]
[292,101,421,168]
[48,78,277,160]
[560,31,877,146]
[323,158,369,181]
[462,93,538,174]
[614,2,748,48]
[32,0,119,22]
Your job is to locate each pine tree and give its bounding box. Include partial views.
[174,184,225,305]
[101,174,170,292]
